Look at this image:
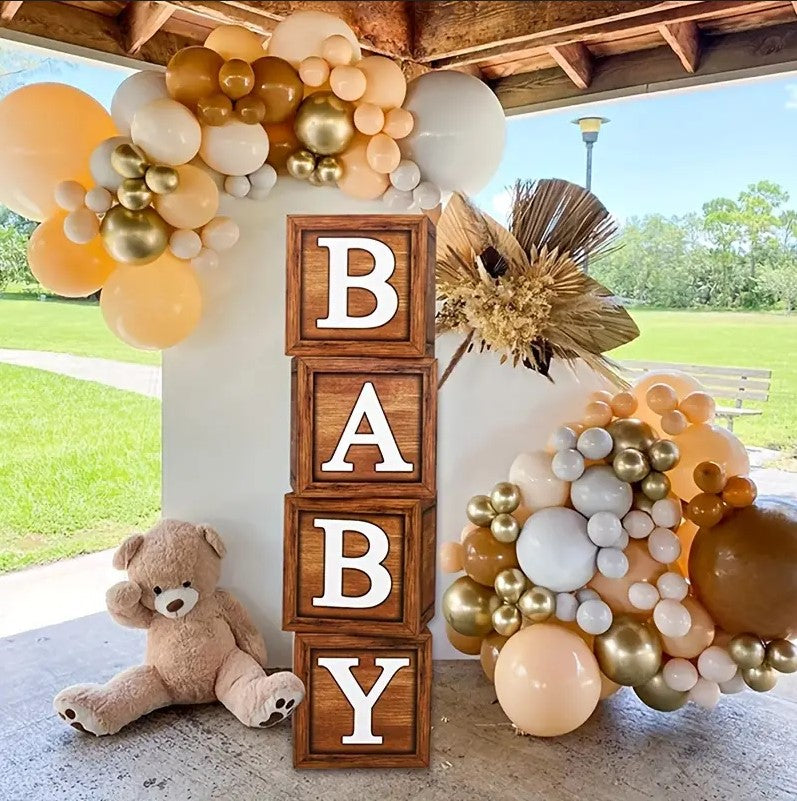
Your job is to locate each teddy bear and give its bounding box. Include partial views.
[54,519,304,736]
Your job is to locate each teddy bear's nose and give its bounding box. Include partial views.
[166,599,184,613]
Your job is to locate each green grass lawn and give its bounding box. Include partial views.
[0,295,161,365]
[612,310,797,452]
[0,364,161,572]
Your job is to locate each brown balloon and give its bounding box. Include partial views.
[689,497,797,639]
[196,92,233,127]
[264,120,301,172]
[722,476,757,508]
[219,58,255,100]
[462,527,519,587]
[165,46,224,110]
[480,632,508,682]
[445,622,482,656]
[235,95,266,124]
[685,492,724,528]
[251,56,303,124]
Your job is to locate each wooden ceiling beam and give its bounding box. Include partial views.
[0,1,23,25]
[548,42,593,89]
[658,20,701,71]
[119,1,174,54]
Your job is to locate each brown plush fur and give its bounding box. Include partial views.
[54,520,304,736]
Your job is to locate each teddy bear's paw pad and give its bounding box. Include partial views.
[54,697,106,736]
[257,687,304,728]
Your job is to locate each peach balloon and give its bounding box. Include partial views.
[632,370,703,430]
[298,57,330,88]
[599,671,622,700]
[480,632,508,682]
[330,65,366,101]
[509,451,570,511]
[589,540,666,616]
[100,253,202,350]
[337,135,389,199]
[670,423,750,501]
[611,391,638,418]
[382,107,414,139]
[154,164,219,230]
[679,391,716,424]
[675,519,697,575]
[440,541,464,573]
[446,623,482,656]
[591,390,614,405]
[494,624,601,736]
[0,83,117,221]
[353,103,385,135]
[646,383,678,415]
[27,212,118,297]
[661,409,688,435]
[358,55,407,109]
[204,24,265,63]
[322,34,355,66]
[366,132,401,174]
[583,400,613,427]
[658,596,715,658]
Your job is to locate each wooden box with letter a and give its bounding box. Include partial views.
[284,215,436,769]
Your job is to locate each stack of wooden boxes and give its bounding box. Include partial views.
[283,215,437,769]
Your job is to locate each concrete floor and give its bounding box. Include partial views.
[1,613,796,801]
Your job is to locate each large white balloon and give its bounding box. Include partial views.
[400,70,506,194]
[516,507,597,593]
[267,10,361,66]
[508,451,570,512]
[200,121,269,177]
[111,70,169,137]
[570,465,633,518]
[90,136,131,192]
[131,99,201,166]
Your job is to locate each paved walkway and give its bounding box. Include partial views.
[0,348,161,398]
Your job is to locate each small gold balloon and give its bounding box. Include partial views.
[100,205,169,265]
[766,639,797,673]
[494,568,527,604]
[728,633,766,669]
[742,664,778,692]
[145,165,179,195]
[491,513,519,544]
[111,143,149,179]
[613,448,650,483]
[286,149,316,180]
[607,418,657,457]
[647,439,680,472]
[492,603,522,637]
[294,92,355,156]
[308,169,324,186]
[235,95,267,125]
[117,178,153,211]
[466,494,495,527]
[518,586,555,623]
[490,482,521,514]
[314,155,343,185]
[442,576,500,638]
[218,58,255,100]
[641,471,671,501]
[633,491,654,514]
[633,670,689,712]
[594,615,662,686]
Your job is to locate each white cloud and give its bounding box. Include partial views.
[786,84,797,109]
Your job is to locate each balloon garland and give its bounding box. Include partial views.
[442,371,797,736]
[0,11,506,351]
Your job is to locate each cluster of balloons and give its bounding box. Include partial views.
[440,369,797,737]
[0,9,507,351]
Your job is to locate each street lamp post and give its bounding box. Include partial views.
[572,116,609,272]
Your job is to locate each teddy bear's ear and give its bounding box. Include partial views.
[112,533,144,570]
[199,525,226,559]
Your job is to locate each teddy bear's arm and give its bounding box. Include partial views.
[216,590,268,668]
[106,581,153,629]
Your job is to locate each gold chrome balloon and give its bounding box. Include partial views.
[613,448,650,483]
[490,482,521,514]
[594,615,662,686]
[633,491,654,514]
[491,513,519,544]
[728,633,766,669]
[648,439,680,472]
[492,603,522,637]
[111,143,149,179]
[314,156,343,185]
[286,150,316,180]
[766,639,797,673]
[742,664,778,692]
[518,586,555,623]
[100,205,169,265]
[294,92,355,156]
[641,471,671,501]
[145,165,179,195]
[607,418,657,457]
[466,494,495,527]
[117,178,153,211]
[494,568,527,604]
[442,576,499,637]
[634,670,688,711]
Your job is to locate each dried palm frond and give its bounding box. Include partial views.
[436,179,638,386]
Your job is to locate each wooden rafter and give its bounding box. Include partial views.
[119,1,174,54]
[659,20,701,71]
[0,1,23,25]
[548,42,593,89]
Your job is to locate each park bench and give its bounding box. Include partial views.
[620,361,772,432]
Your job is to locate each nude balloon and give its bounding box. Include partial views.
[337,135,389,200]
[267,10,361,67]
[131,99,201,166]
[199,119,269,176]
[154,164,219,230]
[508,451,570,511]
[632,370,702,431]
[358,56,407,109]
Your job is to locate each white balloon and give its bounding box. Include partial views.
[719,670,746,695]
[549,426,578,452]
[201,120,269,176]
[111,70,169,137]
[596,547,628,579]
[690,678,721,709]
[555,592,578,622]
[615,530,630,550]
[516,507,596,593]
[656,571,688,601]
[648,527,681,564]
[412,181,441,210]
[202,217,240,251]
[623,509,654,539]
[551,448,585,482]
[192,247,219,271]
[390,159,421,192]
[248,163,278,191]
[628,581,659,611]
[577,427,613,460]
[63,208,98,244]
[248,187,273,202]
[170,229,202,261]
[697,646,738,683]
[576,588,599,604]
[400,70,506,194]
[382,186,415,211]
[653,599,692,638]
[508,451,569,511]
[84,187,113,214]
[663,658,698,692]
[132,99,201,166]
[651,498,682,529]
[570,465,633,518]
[54,180,85,212]
[224,175,252,198]
[576,599,613,635]
[90,136,131,192]
[587,511,622,547]
[267,10,361,67]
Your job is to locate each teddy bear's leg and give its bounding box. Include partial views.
[54,664,172,736]
[215,648,305,729]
